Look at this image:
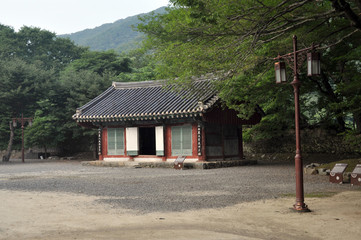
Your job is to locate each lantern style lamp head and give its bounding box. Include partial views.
[275,62,287,83]
[307,52,321,76]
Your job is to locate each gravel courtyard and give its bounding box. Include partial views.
[0,160,351,212]
[0,159,360,239]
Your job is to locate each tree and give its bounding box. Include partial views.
[15,26,87,71]
[0,25,87,71]
[67,50,132,76]
[0,57,55,158]
[117,48,157,82]
[0,25,18,59]
[25,100,64,158]
[0,58,52,113]
[2,121,14,162]
[58,68,116,154]
[137,0,361,139]
[0,25,91,155]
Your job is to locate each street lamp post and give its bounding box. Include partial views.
[12,113,33,163]
[274,35,320,212]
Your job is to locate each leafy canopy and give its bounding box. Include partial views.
[138,0,361,138]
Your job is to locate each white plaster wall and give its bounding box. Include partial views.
[155,126,164,153]
[126,127,139,152]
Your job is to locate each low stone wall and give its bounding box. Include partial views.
[0,149,63,160]
[0,150,23,159]
[243,129,360,163]
[244,152,360,164]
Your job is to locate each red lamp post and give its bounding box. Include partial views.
[12,113,33,163]
[274,35,320,212]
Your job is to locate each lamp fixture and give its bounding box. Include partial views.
[274,62,287,83]
[307,52,321,76]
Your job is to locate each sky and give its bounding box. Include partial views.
[0,0,170,35]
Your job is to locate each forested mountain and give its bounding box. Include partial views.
[60,7,166,52]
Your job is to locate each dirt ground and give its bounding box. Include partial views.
[0,190,360,240]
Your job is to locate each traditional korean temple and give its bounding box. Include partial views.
[73,77,263,162]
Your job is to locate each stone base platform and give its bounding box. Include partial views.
[81,159,257,169]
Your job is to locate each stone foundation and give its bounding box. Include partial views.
[82,159,257,169]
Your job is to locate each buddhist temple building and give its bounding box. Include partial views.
[73,77,263,163]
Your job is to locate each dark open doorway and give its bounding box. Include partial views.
[139,127,156,155]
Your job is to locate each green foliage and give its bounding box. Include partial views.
[2,1,361,155]
[25,100,64,150]
[0,25,17,58]
[0,25,96,152]
[67,51,131,75]
[282,192,338,198]
[138,0,361,141]
[0,57,54,149]
[117,48,157,81]
[60,69,114,112]
[0,58,53,112]
[0,25,87,71]
[59,58,124,150]
[0,22,158,153]
[341,130,361,154]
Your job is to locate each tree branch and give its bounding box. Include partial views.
[355,0,361,12]
[318,29,359,49]
[331,0,361,30]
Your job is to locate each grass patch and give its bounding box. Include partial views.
[316,159,361,172]
[281,192,338,198]
[305,192,338,198]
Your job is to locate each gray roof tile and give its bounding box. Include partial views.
[73,78,218,122]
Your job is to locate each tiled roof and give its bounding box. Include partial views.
[73,77,219,123]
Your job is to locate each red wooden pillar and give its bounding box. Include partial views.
[162,125,167,162]
[198,124,207,162]
[238,125,244,159]
[165,126,172,158]
[192,124,198,158]
[100,127,107,161]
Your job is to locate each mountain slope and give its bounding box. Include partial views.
[61,7,166,52]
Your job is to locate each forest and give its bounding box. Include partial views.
[0,0,360,159]
[137,0,361,150]
[0,25,156,159]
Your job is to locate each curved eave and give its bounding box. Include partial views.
[75,110,204,124]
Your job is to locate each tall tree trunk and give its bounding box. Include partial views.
[2,121,14,162]
[353,112,361,133]
[313,72,346,132]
